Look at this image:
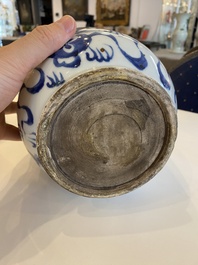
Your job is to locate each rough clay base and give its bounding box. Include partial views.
[37,68,177,197]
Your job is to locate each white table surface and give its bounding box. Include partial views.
[0,109,198,265]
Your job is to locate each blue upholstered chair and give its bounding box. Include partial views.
[169,49,198,113]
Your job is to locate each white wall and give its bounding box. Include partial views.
[52,0,162,40]
[130,0,163,40]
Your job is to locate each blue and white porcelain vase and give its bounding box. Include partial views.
[18,28,177,197]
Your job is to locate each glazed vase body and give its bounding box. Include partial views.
[172,13,191,53]
[18,28,177,197]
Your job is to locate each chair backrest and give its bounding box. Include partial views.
[169,49,198,113]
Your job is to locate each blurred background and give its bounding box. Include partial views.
[0,0,197,52]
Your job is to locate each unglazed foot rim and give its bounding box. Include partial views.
[37,67,177,198]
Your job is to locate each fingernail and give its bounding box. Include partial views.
[57,15,76,33]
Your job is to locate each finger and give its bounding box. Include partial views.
[0,15,76,113]
[4,102,18,114]
[4,15,76,79]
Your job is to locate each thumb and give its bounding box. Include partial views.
[0,15,76,112]
[3,15,76,80]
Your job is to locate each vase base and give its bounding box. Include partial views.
[37,67,177,197]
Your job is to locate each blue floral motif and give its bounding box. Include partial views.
[24,31,150,97]
[106,35,148,70]
[25,68,45,94]
[47,72,65,88]
[18,104,34,130]
[18,103,36,148]
[86,45,114,62]
[50,32,148,70]
[27,132,36,148]
[50,34,91,68]
[157,61,171,90]
[25,68,65,93]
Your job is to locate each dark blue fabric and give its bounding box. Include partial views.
[170,55,198,113]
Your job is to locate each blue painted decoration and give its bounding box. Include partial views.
[50,32,148,70]
[50,34,91,68]
[157,61,171,90]
[86,45,114,62]
[27,132,36,148]
[25,68,45,94]
[18,104,34,130]
[47,72,65,88]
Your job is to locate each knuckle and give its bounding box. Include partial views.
[33,25,56,47]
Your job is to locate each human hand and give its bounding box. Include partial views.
[0,15,76,141]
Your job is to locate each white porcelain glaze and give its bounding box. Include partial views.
[172,13,191,53]
[17,28,177,197]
